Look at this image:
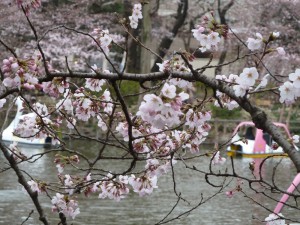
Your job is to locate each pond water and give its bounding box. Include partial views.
[0,141,299,225]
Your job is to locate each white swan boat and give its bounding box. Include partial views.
[1,97,51,146]
[227,121,297,158]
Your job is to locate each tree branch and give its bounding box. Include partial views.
[0,143,49,225]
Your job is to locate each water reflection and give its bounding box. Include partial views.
[0,141,299,225]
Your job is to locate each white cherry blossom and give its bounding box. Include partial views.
[233,84,248,97]
[292,135,299,144]
[226,74,239,83]
[246,33,263,51]
[264,213,285,225]
[288,69,300,88]
[161,83,176,99]
[129,3,143,29]
[279,81,295,103]
[276,47,285,55]
[238,67,259,86]
[0,99,6,109]
[156,60,170,72]
[272,31,280,38]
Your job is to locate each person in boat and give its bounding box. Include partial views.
[245,127,255,140]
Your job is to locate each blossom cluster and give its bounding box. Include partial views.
[192,12,227,52]
[214,67,269,110]
[51,193,80,220]
[85,64,110,92]
[55,87,113,131]
[214,74,240,109]
[9,142,27,161]
[264,213,285,225]
[156,57,191,73]
[1,56,42,90]
[91,29,113,54]
[137,82,189,129]
[13,102,59,144]
[27,180,42,193]
[278,69,300,104]
[116,81,212,155]
[16,0,41,15]
[246,32,285,57]
[129,3,143,29]
[54,154,80,174]
[232,67,259,97]
[42,77,69,98]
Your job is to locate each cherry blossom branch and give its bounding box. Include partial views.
[0,38,18,58]
[21,6,50,76]
[0,143,49,225]
[21,210,34,225]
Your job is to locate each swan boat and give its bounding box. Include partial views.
[226,121,297,158]
[1,97,52,146]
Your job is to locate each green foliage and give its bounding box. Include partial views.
[88,1,124,14]
[210,104,242,119]
[119,81,140,107]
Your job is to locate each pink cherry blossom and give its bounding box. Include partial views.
[85,78,106,92]
[156,60,170,72]
[212,151,226,165]
[128,174,158,197]
[207,31,221,47]
[51,193,80,219]
[42,78,69,98]
[225,190,234,198]
[27,180,41,193]
[98,177,130,202]
[97,115,107,131]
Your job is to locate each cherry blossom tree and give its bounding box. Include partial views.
[1,1,300,225]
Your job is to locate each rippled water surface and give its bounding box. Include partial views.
[0,141,299,225]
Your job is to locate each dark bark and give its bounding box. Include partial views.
[215,0,234,75]
[124,0,141,73]
[150,0,188,72]
[0,143,50,225]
